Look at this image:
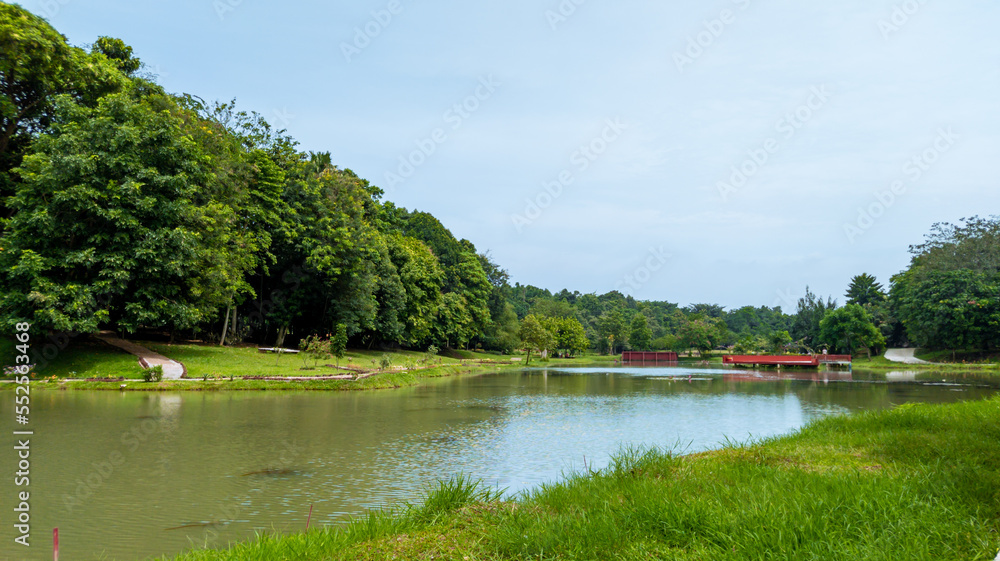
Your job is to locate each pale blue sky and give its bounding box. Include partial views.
[28,0,1000,309]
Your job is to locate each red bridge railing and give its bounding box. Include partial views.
[621,351,679,362]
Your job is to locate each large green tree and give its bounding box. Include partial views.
[890,269,1000,351]
[1,5,130,221]
[542,315,590,356]
[519,314,554,364]
[889,216,1000,351]
[845,273,886,307]
[629,313,653,351]
[598,308,628,354]
[819,304,886,357]
[387,234,444,347]
[1,91,259,334]
[678,316,728,357]
[790,287,837,351]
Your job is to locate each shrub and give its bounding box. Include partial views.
[143,365,163,382]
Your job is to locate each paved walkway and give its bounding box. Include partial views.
[94,333,186,379]
[884,348,931,365]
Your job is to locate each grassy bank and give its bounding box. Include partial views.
[165,396,1000,560]
[0,337,147,378]
[853,354,1000,371]
[0,336,621,390]
[57,362,526,391]
[916,348,1000,365]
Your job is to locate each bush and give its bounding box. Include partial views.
[143,365,163,382]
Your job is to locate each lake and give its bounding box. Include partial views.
[3,366,998,560]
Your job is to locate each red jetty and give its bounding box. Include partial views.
[723,354,852,368]
[621,351,679,363]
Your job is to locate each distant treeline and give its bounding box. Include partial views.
[2,5,997,355]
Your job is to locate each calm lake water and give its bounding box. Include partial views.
[2,366,998,561]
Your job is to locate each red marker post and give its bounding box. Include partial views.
[53,528,59,561]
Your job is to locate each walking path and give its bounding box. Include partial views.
[884,348,931,365]
[94,333,186,379]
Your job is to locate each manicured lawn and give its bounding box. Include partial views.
[143,342,487,378]
[853,353,999,371]
[1,336,144,379]
[916,349,1000,365]
[164,396,1000,560]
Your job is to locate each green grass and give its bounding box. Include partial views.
[916,349,1000,365]
[1,337,521,384]
[163,396,1000,560]
[142,342,463,378]
[51,362,516,392]
[852,353,1000,371]
[0,336,145,379]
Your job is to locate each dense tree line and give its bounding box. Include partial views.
[0,6,510,352]
[1,8,994,357]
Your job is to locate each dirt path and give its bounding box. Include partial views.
[94,333,186,379]
[884,348,931,365]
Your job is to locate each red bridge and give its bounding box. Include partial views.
[621,351,679,363]
[722,354,851,367]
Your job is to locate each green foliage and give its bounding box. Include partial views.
[299,334,331,368]
[378,354,392,370]
[651,334,683,352]
[598,308,628,354]
[518,314,554,364]
[890,217,1000,351]
[1,91,259,334]
[142,364,163,382]
[628,313,653,351]
[733,333,766,354]
[91,36,142,76]
[891,269,1000,351]
[790,287,836,351]
[908,215,1000,274]
[845,273,886,307]
[331,324,348,366]
[766,330,793,354]
[819,304,886,356]
[541,315,590,356]
[724,305,792,337]
[387,234,443,346]
[678,316,729,356]
[425,344,439,364]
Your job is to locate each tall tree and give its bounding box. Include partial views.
[629,313,653,351]
[1,92,259,334]
[0,5,130,222]
[791,287,837,351]
[519,314,554,364]
[598,308,628,354]
[387,234,444,347]
[890,269,1000,351]
[819,304,886,357]
[678,316,727,357]
[889,216,1000,351]
[845,273,886,307]
[907,216,1000,275]
[542,316,590,356]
